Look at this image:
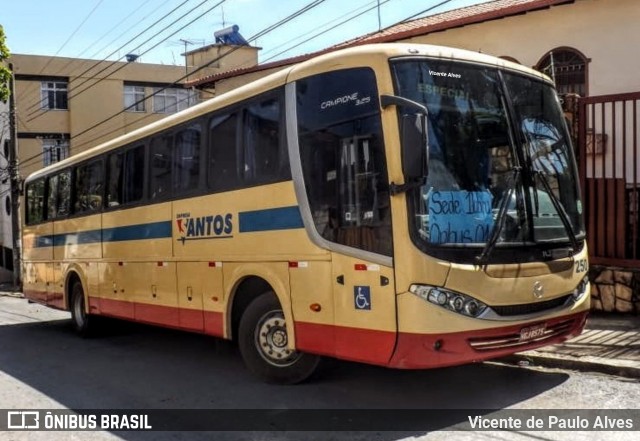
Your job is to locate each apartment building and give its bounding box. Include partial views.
[0,32,259,282]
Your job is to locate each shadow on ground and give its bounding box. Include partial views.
[0,316,570,441]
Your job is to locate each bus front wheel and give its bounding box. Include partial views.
[70,281,93,336]
[238,292,320,384]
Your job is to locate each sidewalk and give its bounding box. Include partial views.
[507,313,640,379]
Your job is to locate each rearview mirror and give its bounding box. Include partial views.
[401,113,428,181]
[381,94,429,182]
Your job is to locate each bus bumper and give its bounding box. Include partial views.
[388,310,588,369]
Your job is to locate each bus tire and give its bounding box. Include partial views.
[238,292,320,384]
[70,281,93,337]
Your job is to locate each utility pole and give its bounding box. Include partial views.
[8,63,21,289]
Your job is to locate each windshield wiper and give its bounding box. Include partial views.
[477,166,521,264]
[533,170,580,253]
[476,166,522,264]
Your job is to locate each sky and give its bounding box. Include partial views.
[1,0,492,66]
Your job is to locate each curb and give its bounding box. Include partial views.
[501,353,640,379]
[0,291,24,299]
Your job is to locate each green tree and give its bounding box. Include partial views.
[0,25,11,102]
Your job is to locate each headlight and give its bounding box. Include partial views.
[410,284,488,318]
[572,275,589,302]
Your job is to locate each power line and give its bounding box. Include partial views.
[21,0,193,119]
[81,0,159,59]
[17,0,109,114]
[59,0,212,107]
[11,0,171,121]
[21,0,454,168]
[373,0,454,31]
[68,0,326,145]
[19,0,225,169]
[28,0,106,77]
[54,0,107,57]
[261,0,394,65]
[23,0,326,164]
[68,92,197,155]
[65,105,188,158]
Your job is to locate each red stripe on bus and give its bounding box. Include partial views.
[389,311,588,369]
[24,289,48,303]
[134,302,179,327]
[295,321,396,366]
[48,293,65,309]
[204,311,224,337]
[24,290,65,310]
[89,297,224,337]
[91,297,134,319]
[295,311,588,369]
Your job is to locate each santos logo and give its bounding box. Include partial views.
[176,212,233,244]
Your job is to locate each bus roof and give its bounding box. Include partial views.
[288,43,549,83]
[25,43,551,183]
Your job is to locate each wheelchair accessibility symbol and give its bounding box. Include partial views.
[354,286,371,310]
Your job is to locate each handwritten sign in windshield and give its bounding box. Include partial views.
[428,190,494,244]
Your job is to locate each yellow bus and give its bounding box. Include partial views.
[22,43,590,384]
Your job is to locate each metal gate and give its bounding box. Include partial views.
[578,92,640,266]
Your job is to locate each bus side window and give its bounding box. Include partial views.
[174,124,201,193]
[150,133,173,200]
[26,178,45,224]
[46,170,71,219]
[75,159,103,213]
[57,170,71,217]
[46,175,58,220]
[107,151,124,206]
[243,95,286,183]
[107,144,145,207]
[297,68,393,256]
[209,113,240,192]
[124,145,144,203]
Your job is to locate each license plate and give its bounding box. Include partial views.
[520,323,546,341]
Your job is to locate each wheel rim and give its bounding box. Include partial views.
[254,310,302,367]
[73,291,86,329]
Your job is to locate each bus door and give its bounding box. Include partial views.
[330,135,397,365]
[331,255,396,365]
[293,68,397,364]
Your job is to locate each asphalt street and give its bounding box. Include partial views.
[1,295,638,441]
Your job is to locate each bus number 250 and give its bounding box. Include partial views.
[575,259,588,273]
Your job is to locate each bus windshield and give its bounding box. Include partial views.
[391,59,585,261]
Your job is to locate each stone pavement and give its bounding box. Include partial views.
[507,313,640,379]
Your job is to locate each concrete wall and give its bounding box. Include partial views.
[186,45,259,79]
[10,54,189,177]
[10,46,260,177]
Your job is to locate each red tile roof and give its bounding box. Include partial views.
[340,0,574,45]
[187,0,574,88]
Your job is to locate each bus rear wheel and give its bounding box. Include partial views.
[238,292,320,384]
[70,281,93,336]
